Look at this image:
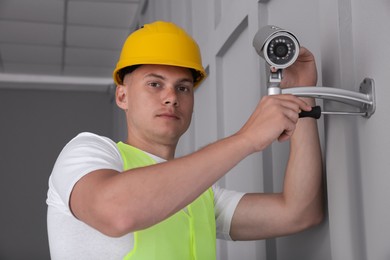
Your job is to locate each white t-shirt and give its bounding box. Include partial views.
[46,132,245,260]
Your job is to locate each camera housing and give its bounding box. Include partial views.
[253,25,300,69]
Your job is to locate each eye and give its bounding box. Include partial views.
[177,84,192,93]
[148,81,161,88]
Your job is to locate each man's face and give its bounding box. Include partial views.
[120,64,195,146]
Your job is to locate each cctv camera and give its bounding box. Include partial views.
[253,25,300,69]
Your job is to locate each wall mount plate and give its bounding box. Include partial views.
[360,78,375,118]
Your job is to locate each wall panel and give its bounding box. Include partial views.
[140,0,390,259]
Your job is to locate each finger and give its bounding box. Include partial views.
[275,94,312,112]
[278,132,290,142]
[288,95,312,111]
[297,47,314,62]
[283,107,300,124]
[278,122,296,142]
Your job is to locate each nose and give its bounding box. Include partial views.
[163,87,179,106]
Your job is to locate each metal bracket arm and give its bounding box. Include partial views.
[268,78,376,118]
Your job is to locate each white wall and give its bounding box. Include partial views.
[321,0,390,259]
[140,0,389,259]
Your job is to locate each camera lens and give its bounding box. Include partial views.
[266,35,297,66]
[274,43,288,57]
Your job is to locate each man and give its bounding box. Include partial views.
[47,21,323,259]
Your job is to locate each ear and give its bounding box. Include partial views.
[115,85,128,111]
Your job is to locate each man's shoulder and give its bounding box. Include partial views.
[72,132,114,143]
[65,132,117,149]
[55,132,121,165]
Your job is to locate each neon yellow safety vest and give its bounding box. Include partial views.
[116,142,216,260]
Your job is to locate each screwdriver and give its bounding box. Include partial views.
[299,106,367,119]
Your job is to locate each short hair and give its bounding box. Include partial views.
[117,65,201,85]
[117,65,141,84]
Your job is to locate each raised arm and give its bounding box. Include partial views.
[230,47,324,240]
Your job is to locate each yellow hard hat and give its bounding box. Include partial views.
[113,21,207,87]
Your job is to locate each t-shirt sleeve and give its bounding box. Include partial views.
[213,184,245,241]
[48,132,123,213]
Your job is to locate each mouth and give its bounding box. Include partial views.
[156,113,180,120]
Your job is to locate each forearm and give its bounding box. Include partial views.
[283,98,323,225]
[126,134,253,220]
[230,98,323,241]
[86,133,255,236]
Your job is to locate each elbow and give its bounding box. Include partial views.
[293,191,325,232]
[308,196,326,228]
[88,199,140,237]
[305,209,324,229]
[94,201,162,237]
[101,209,168,237]
[97,211,138,238]
[294,205,325,232]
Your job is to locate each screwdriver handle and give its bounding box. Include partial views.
[299,106,322,119]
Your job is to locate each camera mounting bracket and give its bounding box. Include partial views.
[268,69,283,95]
[254,25,376,118]
[266,72,376,118]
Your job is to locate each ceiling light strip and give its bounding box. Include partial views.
[0,73,114,93]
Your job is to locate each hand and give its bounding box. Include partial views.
[237,47,317,152]
[276,47,318,88]
[237,94,312,152]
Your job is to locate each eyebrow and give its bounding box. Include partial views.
[144,73,165,81]
[143,73,194,85]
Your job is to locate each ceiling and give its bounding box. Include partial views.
[0,0,145,90]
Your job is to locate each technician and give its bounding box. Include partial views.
[47,20,323,259]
